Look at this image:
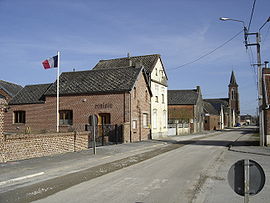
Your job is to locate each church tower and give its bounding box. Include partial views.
[228,71,240,124]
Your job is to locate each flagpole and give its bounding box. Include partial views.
[57,51,60,133]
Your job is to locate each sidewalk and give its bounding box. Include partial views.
[0,130,220,194]
[194,131,270,203]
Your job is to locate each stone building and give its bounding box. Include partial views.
[168,86,204,133]
[93,54,168,138]
[4,66,151,143]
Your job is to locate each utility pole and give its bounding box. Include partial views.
[245,32,265,146]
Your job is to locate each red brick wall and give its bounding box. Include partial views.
[130,72,151,142]
[264,109,270,135]
[204,115,220,131]
[168,105,194,132]
[168,105,194,120]
[0,132,89,162]
[4,94,126,134]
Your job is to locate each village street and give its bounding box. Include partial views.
[1,127,269,203]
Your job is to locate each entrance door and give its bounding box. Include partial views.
[98,113,111,145]
[98,113,111,125]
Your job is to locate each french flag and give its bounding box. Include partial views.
[42,55,58,69]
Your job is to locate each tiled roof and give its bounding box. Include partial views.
[45,66,142,96]
[203,101,219,115]
[93,54,160,74]
[204,98,229,113]
[0,80,23,97]
[9,84,52,105]
[168,89,199,105]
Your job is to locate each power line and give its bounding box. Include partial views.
[168,29,243,71]
[247,0,257,32]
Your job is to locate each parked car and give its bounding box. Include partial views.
[234,123,241,127]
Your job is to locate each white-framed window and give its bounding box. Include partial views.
[153,109,157,129]
[143,113,148,128]
[132,120,137,129]
[161,87,165,93]
[155,96,158,103]
[162,94,165,103]
[155,84,159,95]
[163,110,167,128]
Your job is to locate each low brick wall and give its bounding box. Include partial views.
[1,132,90,163]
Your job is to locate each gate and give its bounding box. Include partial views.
[96,124,123,146]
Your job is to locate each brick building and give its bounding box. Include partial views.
[4,66,151,143]
[93,54,168,138]
[168,86,204,133]
[262,68,270,145]
[203,99,227,129]
[0,80,22,103]
[203,100,221,130]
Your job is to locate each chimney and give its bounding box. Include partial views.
[127,52,132,66]
[265,61,269,68]
[196,86,201,95]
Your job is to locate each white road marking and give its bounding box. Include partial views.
[0,172,45,186]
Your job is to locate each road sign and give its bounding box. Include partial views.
[89,114,98,126]
[89,114,98,155]
[228,159,265,202]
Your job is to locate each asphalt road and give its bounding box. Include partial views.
[33,129,259,203]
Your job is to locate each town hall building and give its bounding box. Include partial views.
[4,66,152,143]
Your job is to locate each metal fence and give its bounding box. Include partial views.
[87,124,123,147]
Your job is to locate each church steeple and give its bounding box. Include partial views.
[228,71,240,125]
[229,71,238,87]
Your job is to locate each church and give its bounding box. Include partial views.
[204,71,240,129]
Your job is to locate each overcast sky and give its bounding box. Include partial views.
[1,0,270,115]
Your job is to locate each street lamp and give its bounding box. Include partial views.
[219,17,248,45]
[219,17,246,27]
